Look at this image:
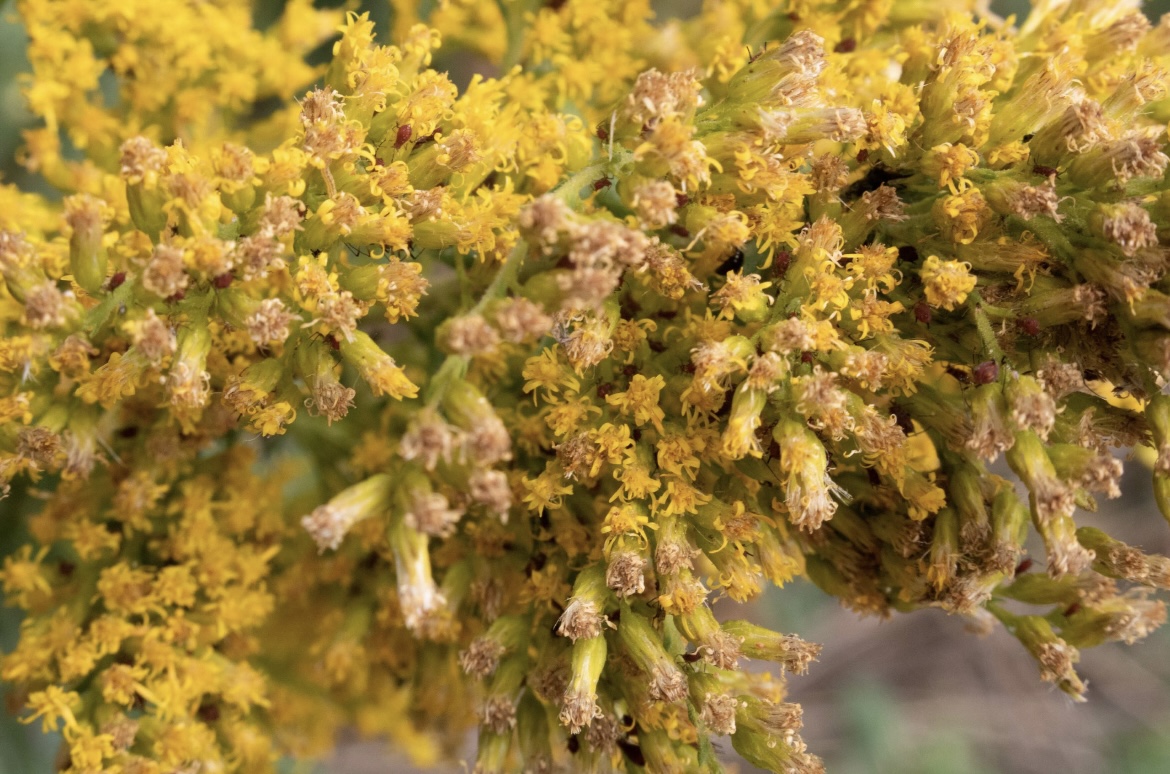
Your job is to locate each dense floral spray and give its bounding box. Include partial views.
[4,1,1170,772]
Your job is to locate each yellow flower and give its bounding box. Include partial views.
[933,181,990,244]
[544,393,603,437]
[612,446,661,501]
[601,502,656,553]
[101,663,149,706]
[846,244,901,293]
[521,467,573,514]
[593,422,634,464]
[920,255,978,311]
[21,686,81,734]
[923,143,980,192]
[656,432,703,479]
[711,270,774,322]
[97,563,155,616]
[522,348,579,401]
[69,727,116,770]
[610,318,656,360]
[74,351,145,408]
[5,0,1170,769]
[653,477,712,517]
[606,374,666,431]
[0,546,51,608]
[250,401,298,437]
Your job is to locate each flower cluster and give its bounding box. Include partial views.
[4,0,1170,772]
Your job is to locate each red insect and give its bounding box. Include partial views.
[394,125,413,149]
[773,249,792,279]
[972,360,999,385]
[914,300,932,325]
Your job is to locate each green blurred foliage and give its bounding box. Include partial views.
[0,1,31,183]
[0,482,59,773]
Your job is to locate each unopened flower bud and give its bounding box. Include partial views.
[1011,614,1087,702]
[460,614,530,679]
[558,634,606,733]
[63,194,112,294]
[338,330,418,400]
[722,620,820,674]
[555,565,611,642]
[615,606,687,703]
[388,514,448,636]
[301,474,394,552]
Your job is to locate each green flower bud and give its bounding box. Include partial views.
[677,602,741,669]
[1077,527,1170,589]
[615,604,686,703]
[927,507,960,591]
[725,30,824,107]
[732,695,821,773]
[300,474,394,552]
[641,727,701,774]
[339,264,383,302]
[339,330,418,400]
[1010,614,1088,702]
[1001,571,1098,607]
[1006,431,1094,577]
[294,339,355,424]
[721,619,820,674]
[460,614,531,679]
[719,381,767,460]
[473,728,512,774]
[989,485,1028,572]
[64,195,111,295]
[515,692,553,771]
[479,653,527,736]
[388,514,447,637]
[1060,597,1167,649]
[555,564,612,642]
[558,633,606,734]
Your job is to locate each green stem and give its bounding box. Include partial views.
[1006,214,1076,265]
[80,282,133,336]
[968,291,1005,363]
[556,154,626,209]
[501,0,540,71]
[985,601,1018,630]
[455,248,471,309]
[181,289,215,321]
